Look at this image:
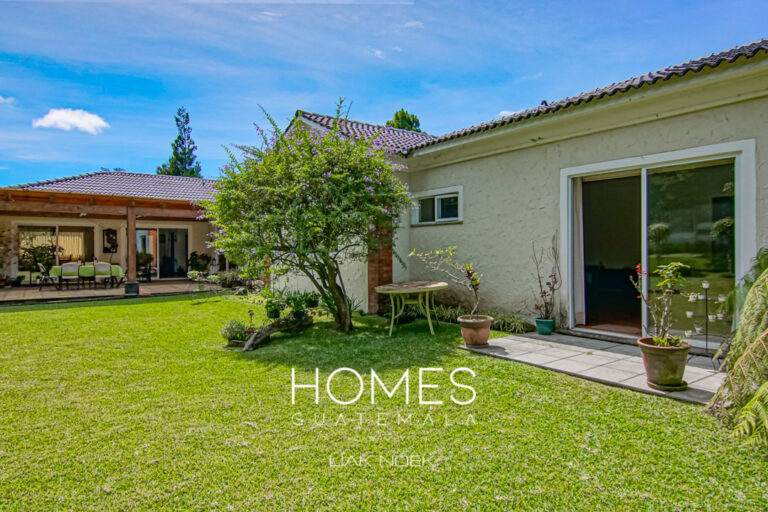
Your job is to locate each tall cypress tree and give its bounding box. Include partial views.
[157,107,202,177]
[385,108,422,132]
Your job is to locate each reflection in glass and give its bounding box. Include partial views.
[647,161,735,340]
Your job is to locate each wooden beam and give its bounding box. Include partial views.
[127,207,137,281]
[0,200,128,217]
[134,207,200,220]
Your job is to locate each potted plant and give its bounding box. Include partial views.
[303,292,320,308]
[220,319,250,348]
[630,262,691,391]
[531,237,561,335]
[410,247,493,346]
[265,299,284,319]
[285,293,306,320]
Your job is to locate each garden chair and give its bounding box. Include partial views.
[60,262,80,289]
[111,265,125,288]
[36,262,57,291]
[78,263,95,288]
[93,262,111,288]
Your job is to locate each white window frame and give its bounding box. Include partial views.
[559,139,757,334]
[411,185,463,226]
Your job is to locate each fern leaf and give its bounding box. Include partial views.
[731,381,768,447]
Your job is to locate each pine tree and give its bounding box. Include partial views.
[385,108,422,132]
[157,107,202,177]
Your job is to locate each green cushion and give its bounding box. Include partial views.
[78,266,95,278]
[50,266,61,277]
[111,265,124,277]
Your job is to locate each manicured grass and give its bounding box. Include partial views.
[0,294,766,510]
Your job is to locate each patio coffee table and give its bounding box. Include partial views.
[375,281,448,336]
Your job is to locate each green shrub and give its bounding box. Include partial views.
[216,270,243,289]
[220,320,249,341]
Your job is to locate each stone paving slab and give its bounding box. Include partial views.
[461,333,725,405]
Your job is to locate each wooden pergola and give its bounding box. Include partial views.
[0,189,203,281]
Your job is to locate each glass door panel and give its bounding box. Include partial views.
[646,161,735,342]
[158,229,188,278]
[135,229,158,279]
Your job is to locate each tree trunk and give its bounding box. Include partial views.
[328,265,352,333]
[243,314,314,351]
[328,278,353,333]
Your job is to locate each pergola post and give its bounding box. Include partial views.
[126,207,137,281]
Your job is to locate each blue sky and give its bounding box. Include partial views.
[0,0,766,185]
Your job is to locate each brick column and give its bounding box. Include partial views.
[367,243,393,314]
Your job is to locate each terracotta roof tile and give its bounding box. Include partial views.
[297,111,436,153]
[11,171,216,202]
[405,37,768,154]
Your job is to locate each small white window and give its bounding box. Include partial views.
[412,186,463,225]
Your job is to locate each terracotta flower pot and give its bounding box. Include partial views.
[637,337,690,391]
[457,315,493,347]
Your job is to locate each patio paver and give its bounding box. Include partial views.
[0,280,219,305]
[462,333,725,404]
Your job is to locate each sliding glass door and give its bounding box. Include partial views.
[646,161,735,343]
[574,159,736,347]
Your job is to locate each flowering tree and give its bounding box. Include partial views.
[201,104,412,332]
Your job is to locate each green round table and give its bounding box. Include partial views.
[375,281,448,336]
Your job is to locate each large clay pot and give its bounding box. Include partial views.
[637,337,690,391]
[457,315,494,347]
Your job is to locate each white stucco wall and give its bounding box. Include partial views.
[401,62,768,317]
[275,258,369,312]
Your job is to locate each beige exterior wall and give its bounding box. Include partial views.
[0,214,213,277]
[401,58,768,318]
[276,259,370,312]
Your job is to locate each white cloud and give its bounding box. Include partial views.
[0,96,15,106]
[520,71,544,81]
[253,11,282,22]
[403,21,424,28]
[498,110,514,117]
[367,47,386,59]
[32,108,110,135]
[392,45,402,52]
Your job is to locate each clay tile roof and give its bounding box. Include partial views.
[405,37,768,154]
[296,111,436,154]
[12,170,216,202]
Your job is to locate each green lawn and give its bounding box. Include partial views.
[0,295,766,511]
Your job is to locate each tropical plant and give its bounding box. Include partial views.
[201,100,412,333]
[725,246,768,330]
[731,378,768,447]
[410,247,482,315]
[630,261,689,346]
[156,106,202,177]
[531,236,561,320]
[708,267,768,437]
[385,108,422,132]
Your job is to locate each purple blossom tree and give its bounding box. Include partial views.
[201,101,411,332]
